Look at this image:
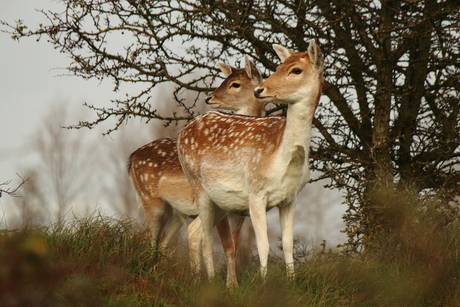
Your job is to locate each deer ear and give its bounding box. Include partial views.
[307,40,324,75]
[245,55,263,86]
[272,44,294,63]
[218,62,235,77]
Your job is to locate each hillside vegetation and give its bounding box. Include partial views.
[1,189,460,306]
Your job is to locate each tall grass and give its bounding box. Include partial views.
[1,191,460,307]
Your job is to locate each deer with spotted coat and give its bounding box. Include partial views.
[127,56,263,288]
[177,40,324,280]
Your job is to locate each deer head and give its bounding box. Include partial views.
[255,39,324,107]
[206,55,264,116]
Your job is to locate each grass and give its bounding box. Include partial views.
[1,205,460,307]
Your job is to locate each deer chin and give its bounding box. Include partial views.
[207,103,220,109]
[256,94,276,102]
[206,101,223,109]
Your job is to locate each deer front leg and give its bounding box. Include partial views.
[249,195,269,278]
[279,200,296,278]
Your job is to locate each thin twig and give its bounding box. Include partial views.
[0,174,29,198]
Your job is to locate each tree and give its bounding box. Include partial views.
[3,0,459,252]
[9,170,48,227]
[16,101,99,222]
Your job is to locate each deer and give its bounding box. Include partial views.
[127,56,264,288]
[177,40,324,281]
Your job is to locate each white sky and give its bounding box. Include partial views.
[0,0,112,180]
[0,0,346,248]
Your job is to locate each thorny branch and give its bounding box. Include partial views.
[0,174,28,198]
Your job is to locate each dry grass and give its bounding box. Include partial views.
[1,191,459,307]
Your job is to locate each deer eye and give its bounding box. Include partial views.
[231,83,241,88]
[291,68,302,75]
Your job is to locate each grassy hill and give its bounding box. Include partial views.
[1,208,460,306]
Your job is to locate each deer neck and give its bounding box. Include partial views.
[235,97,264,117]
[279,87,319,162]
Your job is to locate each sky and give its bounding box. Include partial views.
[0,0,346,248]
[0,0,112,179]
[0,0,125,224]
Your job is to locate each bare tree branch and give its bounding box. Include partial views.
[0,174,28,198]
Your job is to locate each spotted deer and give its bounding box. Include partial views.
[177,40,324,281]
[127,56,263,287]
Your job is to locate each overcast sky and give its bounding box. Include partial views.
[0,0,129,227]
[1,0,112,180]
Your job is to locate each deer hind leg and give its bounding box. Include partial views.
[248,194,269,278]
[218,213,245,288]
[195,189,222,281]
[158,210,185,249]
[279,200,296,278]
[216,216,238,289]
[143,198,171,249]
[228,214,245,255]
[187,217,203,276]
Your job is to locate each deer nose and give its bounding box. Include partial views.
[205,96,212,104]
[254,88,264,98]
